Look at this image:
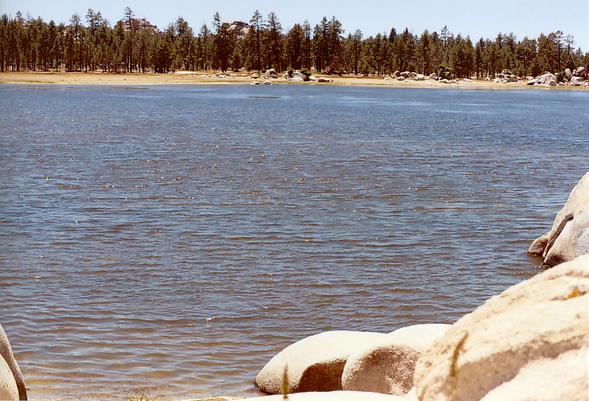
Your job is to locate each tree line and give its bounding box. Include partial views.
[1,8,587,78]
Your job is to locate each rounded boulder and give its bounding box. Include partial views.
[0,356,18,401]
[342,324,450,395]
[255,331,388,394]
[528,172,589,266]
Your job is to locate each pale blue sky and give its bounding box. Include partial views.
[3,0,588,50]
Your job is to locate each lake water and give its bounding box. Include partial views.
[0,84,588,400]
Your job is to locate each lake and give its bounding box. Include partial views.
[0,84,588,400]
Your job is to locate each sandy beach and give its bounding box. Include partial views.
[1,71,587,90]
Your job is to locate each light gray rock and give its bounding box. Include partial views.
[574,66,586,78]
[528,172,589,266]
[565,68,572,78]
[0,356,18,401]
[342,324,450,395]
[292,71,309,82]
[255,331,388,394]
[414,254,589,401]
[571,76,585,86]
[264,68,278,79]
[0,325,26,400]
[534,72,557,86]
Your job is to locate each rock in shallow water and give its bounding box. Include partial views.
[342,324,450,395]
[528,171,589,266]
[413,254,589,401]
[255,331,388,394]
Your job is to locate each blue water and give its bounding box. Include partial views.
[0,84,588,400]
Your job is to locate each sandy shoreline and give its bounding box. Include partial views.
[1,71,588,91]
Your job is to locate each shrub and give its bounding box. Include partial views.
[438,63,454,80]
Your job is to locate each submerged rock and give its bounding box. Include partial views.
[342,324,450,395]
[528,172,589,266]
[0,325,26,400]
[255,331,388,394]
[414,254,589,401]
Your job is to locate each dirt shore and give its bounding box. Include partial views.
[1,71,587,91]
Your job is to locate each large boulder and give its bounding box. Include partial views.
[342,324,450,395]
[528,172,589,266]
[0,325,26,400]
[255,331,388,394]
[292,71,309,82]
[573,66,586,78]
[571,76,585,86]
[264,68,278,79]
[533,72,557,86]
[414,254,589,401]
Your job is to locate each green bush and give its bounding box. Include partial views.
[438,63,454,79]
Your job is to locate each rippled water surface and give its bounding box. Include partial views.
[1,85,588,400]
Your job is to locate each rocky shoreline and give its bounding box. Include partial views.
[1,71,589,91]
[2,173,588,401]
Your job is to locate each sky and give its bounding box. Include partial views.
[2,0,589,50]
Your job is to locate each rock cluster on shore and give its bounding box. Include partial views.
[527,66,588,87]
[493,69,519,84]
